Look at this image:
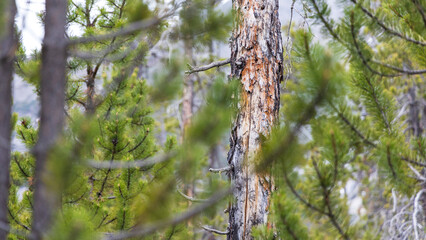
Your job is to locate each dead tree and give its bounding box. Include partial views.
[227,0,283,239]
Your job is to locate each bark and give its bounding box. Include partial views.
[182,41,195,136]
[227,0,283,239]
[182,39,195,226]
[0,0,17,238]
[31,0,67,239]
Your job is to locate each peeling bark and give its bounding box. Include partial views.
[0,0,17,238]
[31,0,67,239]
[227,0,283,239]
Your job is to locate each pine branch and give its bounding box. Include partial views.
[411,0,426,26]
[309,0,344,45]
[0,221,28,238]
[371,59,426,75]
[283,171,327,215]
[68,12,175,46]
[350,0,426,46]
[8,209,30,231]
[401,157,426,168]
[349,15,404,78]
[386,146,397,179]
[104,187,232,240]
[329,102,377,147]
[312,158,350,240]
[185,59,230,74]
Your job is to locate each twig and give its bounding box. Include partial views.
[209,166,231,173]
[392,189,398,213]
[407,164,426,181]
[185,59,230,74]
[413,189,425,240]
[283,0,296,88]
[177,189,207,202]
[201,225,228,235]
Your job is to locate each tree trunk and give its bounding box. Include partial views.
[0,0,16,238]
[31,0,67,239]
[227,0,283,239]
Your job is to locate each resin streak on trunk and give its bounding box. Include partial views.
[227,0,283,239]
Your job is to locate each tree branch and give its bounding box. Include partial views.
[350,0,426,46]
[177,188,207,202]
[87,152,175,169]
[371,59,426,75]
[201,225,229,235]
[104,187,232,240]
[209,166,231,173]
[185,59,230,74]
[68,12,174,46]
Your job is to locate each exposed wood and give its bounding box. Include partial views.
[227,0,283,239]
[31,0,68,239]
[0,0,17,239]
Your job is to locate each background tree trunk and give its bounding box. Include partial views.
[227,0,283,239]
[31,0,67,238]
[0,0,17,238]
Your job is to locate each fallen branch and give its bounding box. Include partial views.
[186,59,230,74]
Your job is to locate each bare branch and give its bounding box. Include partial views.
[177,189,207,202]
[87,152,175,169]
[413,189,425,240]
[209,166,231,173]
[407,164,426,182]
[185,59,230,74]
[201,225,229,235]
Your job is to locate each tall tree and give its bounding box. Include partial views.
[0,0,16,238]
[227,0,283,238]
[31,0,68,238]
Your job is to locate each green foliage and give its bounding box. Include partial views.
[262,0,426,239]
[6,0,426,239]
